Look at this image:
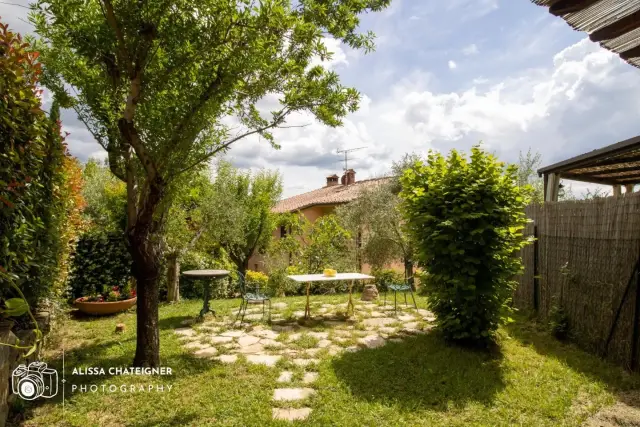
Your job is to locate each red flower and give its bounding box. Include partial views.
[112,286,119,292]
[131,290,136,298]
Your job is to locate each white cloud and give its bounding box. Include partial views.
[463,43,479,55]
[448,60,457,70]
[230,38,640,198]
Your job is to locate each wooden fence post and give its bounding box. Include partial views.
[631,265,640,370]
[533,224,540,312]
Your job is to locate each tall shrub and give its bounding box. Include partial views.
[0,22,73,306]
[401,146,532,345]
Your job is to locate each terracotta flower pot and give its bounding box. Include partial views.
[74,297,137,316]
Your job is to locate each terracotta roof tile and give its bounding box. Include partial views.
[274,177,392,213]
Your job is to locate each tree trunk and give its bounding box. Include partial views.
[404,258,415,291]
[166,253,180,302]
[129,184,164,368]
[130,239,161,367]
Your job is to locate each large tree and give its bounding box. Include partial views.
[337,154,419,286]
[210,161,282,277]
[31,0,390,366]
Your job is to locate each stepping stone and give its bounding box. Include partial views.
[359,335,386,349]
[332,337,349,344]
[332,330,352,337]
[221,330,245,338]
[238,335,261,347]
[403,322,419,329]
[305,348,321,357]
[363,318,395,327]
[251,329,279,340]
[277,371,293,383]
[287,333,302,342]
[369,311,385,318]
[193,347,218,358]
[317,339,331,348]
[292,359,319,367]
[246,354,281,367]
[302,372,318,384]
[184,342,209,350]
[345,346,359,353]
[328,346,342,356]
[237,343,264,354]
[293,311,306,317]
[416,309,433,316]
[260,338,284,348]
[210,336,234,344]
[215,354,238,364]
[321,304,335,309]
[272,408,312,421]
[180,319,196,326]
[174,328,196,337]
[308,332,329,340]
[245,313,264,320]
[273,388,316,401]
[272,302,288,310]
[398,314,415,322]
[390,338,403,343]
[379,327,397,334]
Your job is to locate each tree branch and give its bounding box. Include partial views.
[101,0,133,77]
[171,108,292,179]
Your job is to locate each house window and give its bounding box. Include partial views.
[280,225,287,238]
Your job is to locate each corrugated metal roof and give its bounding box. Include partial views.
[532,0,640,69]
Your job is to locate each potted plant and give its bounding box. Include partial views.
[74,282,137,316]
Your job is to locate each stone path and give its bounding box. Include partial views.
[174,298,435,422]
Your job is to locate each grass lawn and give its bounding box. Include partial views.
[12,294,640,427]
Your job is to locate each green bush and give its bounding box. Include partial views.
[67,230,132,300]
[0,23,71,307]
[401,146,531,345]
[246,270,268,291]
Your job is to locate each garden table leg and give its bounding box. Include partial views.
[304,282,311,319]
[346,280,355,317]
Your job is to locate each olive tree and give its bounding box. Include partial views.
[31,0,390,366]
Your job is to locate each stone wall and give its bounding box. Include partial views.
[0,311,51,427]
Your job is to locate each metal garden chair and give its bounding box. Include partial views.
[383,275,418,314]
[234,271,271,323]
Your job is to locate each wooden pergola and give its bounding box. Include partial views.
[538,135,640,201]
[532,0,640,69]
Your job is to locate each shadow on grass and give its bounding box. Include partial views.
[506,320,640,395]
[331,331,505,411]
[158,315,194,330]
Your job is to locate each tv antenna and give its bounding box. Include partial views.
[337,147,366,171]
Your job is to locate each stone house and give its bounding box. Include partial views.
[249,169,403,274]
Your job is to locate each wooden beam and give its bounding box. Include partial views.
[559,172,619,186]
[625,184,635,194]
[621,45,640,60]
[590,10,640,42]
[545,173,560,202]
[549,0,601,16]
[613,185,622,196]
[574,165,640,177]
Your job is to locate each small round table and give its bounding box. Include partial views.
[182,269,230,319]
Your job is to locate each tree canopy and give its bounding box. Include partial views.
[30,0,391,366]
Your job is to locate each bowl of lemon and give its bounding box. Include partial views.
[323,268,337,277]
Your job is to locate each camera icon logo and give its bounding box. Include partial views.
[12,362,58,400]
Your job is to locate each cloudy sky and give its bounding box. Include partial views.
[4,0,638,198]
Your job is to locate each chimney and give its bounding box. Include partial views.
[326,174,339,187]
[341,169,356,186]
